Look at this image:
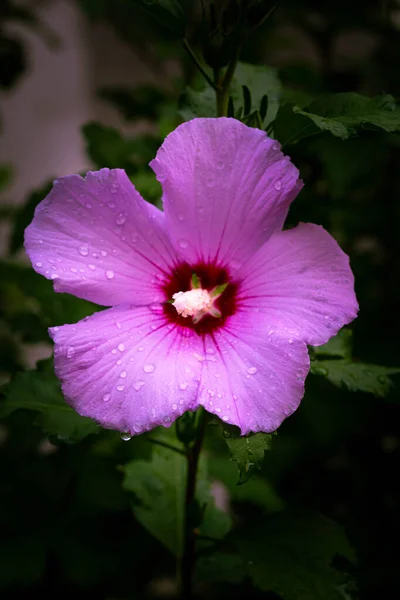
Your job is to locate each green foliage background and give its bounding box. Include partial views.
[1,1,400,599]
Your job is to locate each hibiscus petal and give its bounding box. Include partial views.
[150,118,302,269]
[197,316,310,434]
[50,306,204,435]
[238,223,359,346]
[25,169,177,306]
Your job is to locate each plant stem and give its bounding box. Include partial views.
[146,437,186,456]
[215,53,239,117]
[179,408,207,599]
[182,38,216,90]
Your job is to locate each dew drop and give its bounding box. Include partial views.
[222,415,229,421]
[78,244,89,256]
[66,346,75,358]
[116,213,126,225]
[121,432,131,441]
[143,363,155,373]
[118,343,125,352]
[272,143,279,151]
[274,181,282,191]
[247,367,257,375]
[288,338,294,344]
[179,382,188,390]
[106,270,115,280]
[35,261,43,267]
[120,370,127,378]
[88,264,96,270]
[172,403,178,410]
[137,346,144,352]
[108,201,116,209]
[206,176,215,187]
[101,250,107,257]
[134,380,145,391]
[178,239,189,249]
[102,393,111,402]
[116,384,125,392]
[223,429,231,438]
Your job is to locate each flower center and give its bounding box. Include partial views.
[171,277,227,323]
[162,262,238,335]
[172,288,213,320]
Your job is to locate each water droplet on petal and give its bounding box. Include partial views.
[121,432,131,441]
[137,346,144,352]
[178,239,189,249]
[101,250,107,257]
[103,393,111,402]
[118,343,125,352]
[88,264,96,270]
[222,415,229,421]
[134,380,145,391]
[106,270,115,280]
[120,370,127,378]
[66,346,75,358]
[116,384,125,392]
[179,382,188,390]
[172,403,178,410]
[78,245,89,256]
[116,213,126,225]
[274,181,282,191]
[143,363,155,373]
[35,261,43,267]
[247,367,257,375]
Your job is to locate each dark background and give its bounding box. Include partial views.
[1,1,399,598]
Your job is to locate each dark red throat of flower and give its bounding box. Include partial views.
[162,262,238,334]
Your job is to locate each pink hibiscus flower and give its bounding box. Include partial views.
[24,118,358,436]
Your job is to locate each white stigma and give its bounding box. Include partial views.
[172,289,213,319]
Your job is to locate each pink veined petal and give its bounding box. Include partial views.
[25,169,177,306]
[196,315,310,434]
[238,222,359,346]
[50,306,205,435]
[150,118,303,270]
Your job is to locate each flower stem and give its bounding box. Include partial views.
[182,38,216,90]
[179,407,207,599]
[215,53,239,117]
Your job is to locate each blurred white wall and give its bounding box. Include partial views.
[0,0,92,208]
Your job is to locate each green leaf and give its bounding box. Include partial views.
[236,510,356,600]
[312,328,353,360]
[195,552,245,585]
[310,360,400,397]
[82,122,158,175]
[222,424,273,484]
[0,534,45,586]
[122,441,231,555]
[231,62,282,126]
[9,180,53,254]
[0,163,13,192]
[0,261,96,340]
[178,85,216,121]
[131,0,186,38]
[0,359,99,441]
[274,93,400,146]
[98,85,166,120]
